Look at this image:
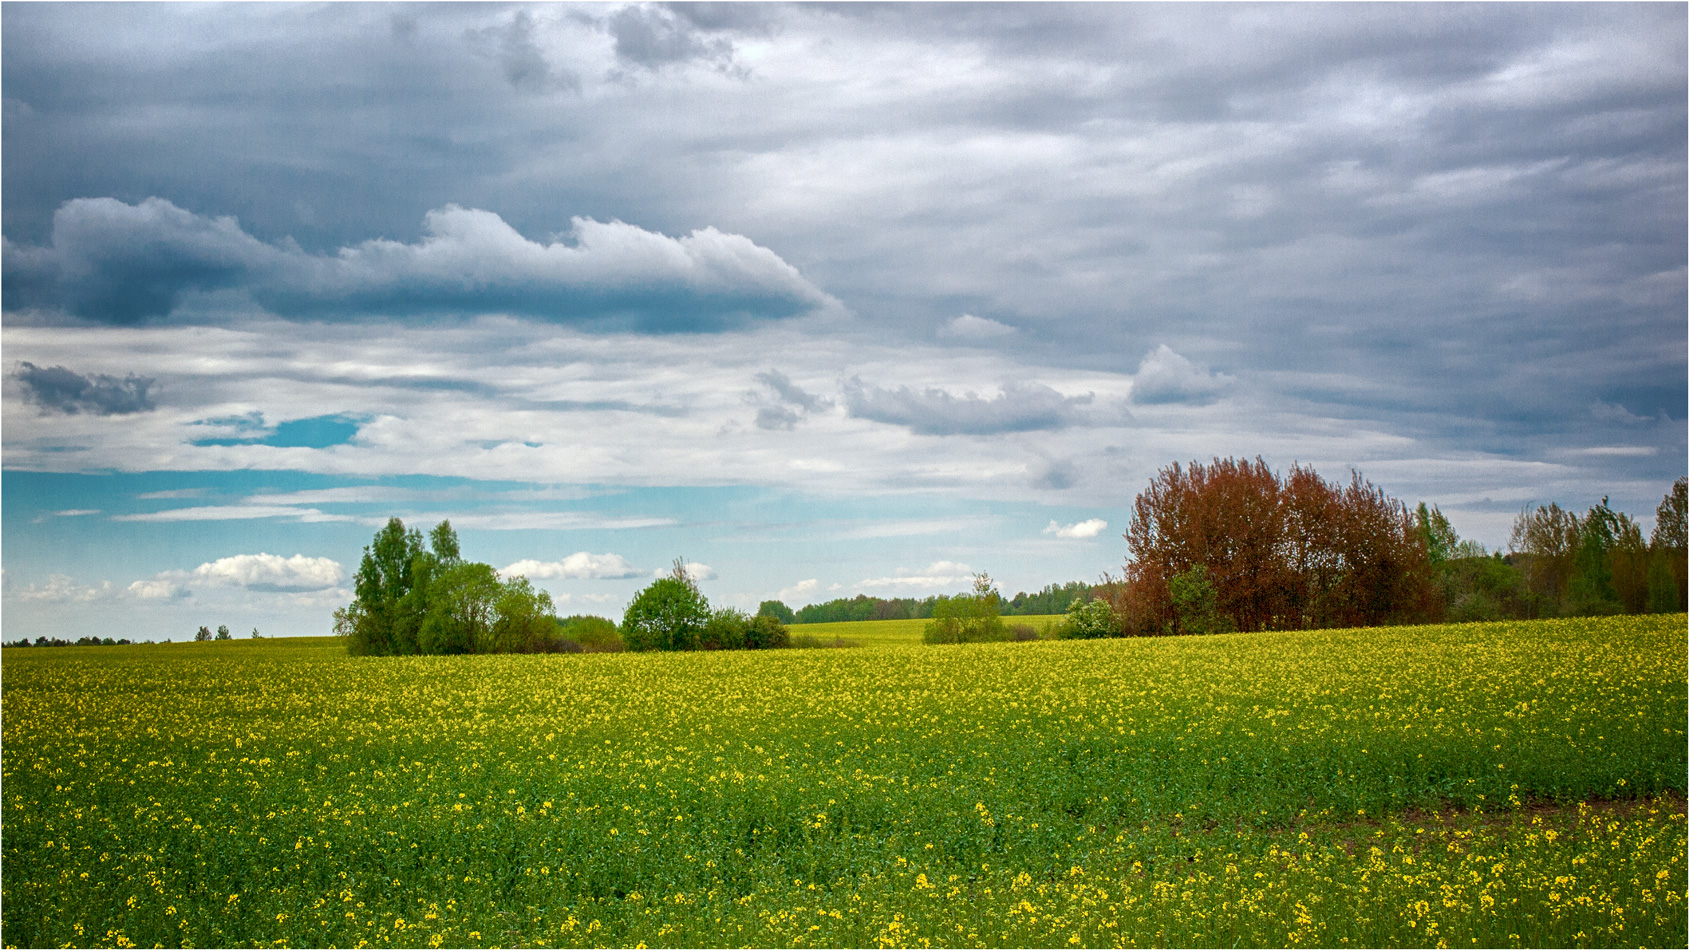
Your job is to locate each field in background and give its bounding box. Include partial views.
[792,615,1064,647]
[3,616,1684,948]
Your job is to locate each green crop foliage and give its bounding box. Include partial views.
[3,616,1684,948]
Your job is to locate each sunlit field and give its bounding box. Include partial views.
[4,616,1684,948]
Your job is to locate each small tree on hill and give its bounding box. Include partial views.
[622,560,711,651]
[195,625,212,642]
[215,624,232,640]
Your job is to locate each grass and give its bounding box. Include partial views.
[2,616,1684,948]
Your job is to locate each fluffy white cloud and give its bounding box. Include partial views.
[1131,345,1232,405]
[173,553,345,592]
[127,578,187,600]
[854,560,974,592]
[1044,518,1108,539]
[501,552,643,580]
[655,560,716,581]
[776,578,819,601]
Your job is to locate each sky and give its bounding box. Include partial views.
[3,2,1684,641]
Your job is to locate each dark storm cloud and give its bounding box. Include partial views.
[607,4,738,73]
[14,362,155,415]
[843,379,1095,437]
[3,198,838,329]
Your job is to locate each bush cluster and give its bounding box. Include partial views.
[622,561,791,652]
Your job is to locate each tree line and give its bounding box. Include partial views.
[1081,458,1685,637]
[756,581,1094,625]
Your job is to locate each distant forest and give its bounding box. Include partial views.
[767,582,1091,625]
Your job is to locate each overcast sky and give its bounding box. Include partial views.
[4,2,1684,640]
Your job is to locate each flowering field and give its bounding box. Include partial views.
[3,616,1684,948]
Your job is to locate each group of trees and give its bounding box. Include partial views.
[336,518,564,656]
[192,625,261,641]
[759,581,1095,626]
[1488,478,1686,620]
[3,636,136,648]
[624,561,791,651]
[1099,457,1436,635]
[1068,459,1686,638]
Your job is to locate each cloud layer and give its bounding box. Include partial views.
[4,199,838,330]
[844,379,1097,436]
[502,552,643,580]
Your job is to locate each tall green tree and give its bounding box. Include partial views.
[622,560,710,651]
[1566,499,1622,616]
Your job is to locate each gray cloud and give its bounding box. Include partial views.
[4,198,838,330]
[607,4,739,73]
[467,9,579,93]
[844,378,1095,436]
[751,368,830,430]
[14,362,155,414]
[1130,346,1232,405]
[756,369,829,412]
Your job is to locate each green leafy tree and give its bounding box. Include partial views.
[701,608,750,650]
[923,573,1007,644]
[487,575,558,653]
[417,561,501,654]
[214,624,231,640]
[1416,503,1459,565]
[622,560,711,651]
[555,615,621,651]
[194,625,212,642]
[1057,596,1119,639]
[249,627,261,638]
[745,614,791,649]
[1169,565,1233,636]
[756,600,796,624]
[1651,477,1687,610]
[348,517,426,655]
[1566,499,1623,616]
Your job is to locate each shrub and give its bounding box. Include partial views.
[622,574,710,652]
[756,600,796,624]
[1007,623,1040,642]
[924,573,1008,644]
[1058,596,1120,639]
[744,614,791,650]
[556,615,622,651]
[701,608,750,650]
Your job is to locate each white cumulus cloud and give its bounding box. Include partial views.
[155,553,346,593]
[1130,345,1232,405]
[776,578,819,601]
[1044,518,1108,539]
[854,560,974,592]
[502,552,643,580]
[655,560,717,581]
